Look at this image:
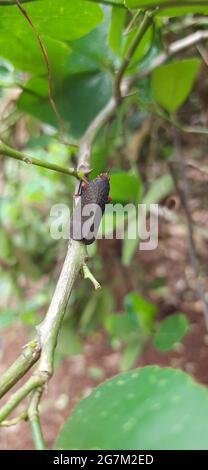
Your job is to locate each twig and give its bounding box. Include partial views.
[129,1,208,10]
[168,125,208,330]
[0,411,27,427]
[197,43,208,67]
[0,340,40,399]
[185,161,208,176]
[150,107,208,136]
[28,388,45,450]
[114,10,154,102]
[83,263,101,290]
[0,140,84,180]
[131,30,208,85]
[0,373,46,422]
[36,241,86,376]
[78,98,116,169]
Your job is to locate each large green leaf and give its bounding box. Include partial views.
[18,71,112,138]
[0,31,70,76]
[151,59,200,113]
[66,15,113,75]
[154,313,189,351]
[125,0,208,15]
[0,0,103,41]
[54,366,208,449]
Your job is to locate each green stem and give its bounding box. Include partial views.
[83,263,101,290]
[0,373,46,423]
[0,411,28,427]
[28,389,45,450]
[114,10,154,102]
[0,340,40,399]
[0,140,84,180]
[29,415,45,450]
[130,1,208,10]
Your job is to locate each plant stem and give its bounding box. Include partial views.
[130,1,208,10]
[130,29,208,84]
[28,389,45,450]
[0,411,27,427]
[0,340,40,399]
[83,263,101,290]
[0,140,84,180]
[36,241,86,376]
[0,373,46,422]
[114,10,154,102]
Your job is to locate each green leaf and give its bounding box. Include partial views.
[66,14,113,75]
[0,31,70,76]
[143,174,173,209]
[119,342,141,371]
[122,26,152,70]
[124,292,156,334]
[122,217,139,267]
[54,366,208,449]
[18,71,112,138]
[153,313,189,351]
[125,0,208,15]
[105,311,139,341]
[0,0,38,4]
[110,172,142,202]
[0,0,103,41]
[108,1,126,55]
[151,58,200,113]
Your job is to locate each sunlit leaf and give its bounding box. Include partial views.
[154,313,189,351]
[151,59,200,113]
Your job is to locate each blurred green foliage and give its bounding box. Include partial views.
[0,0,200,366]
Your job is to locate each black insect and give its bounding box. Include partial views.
[70,173,111,245]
